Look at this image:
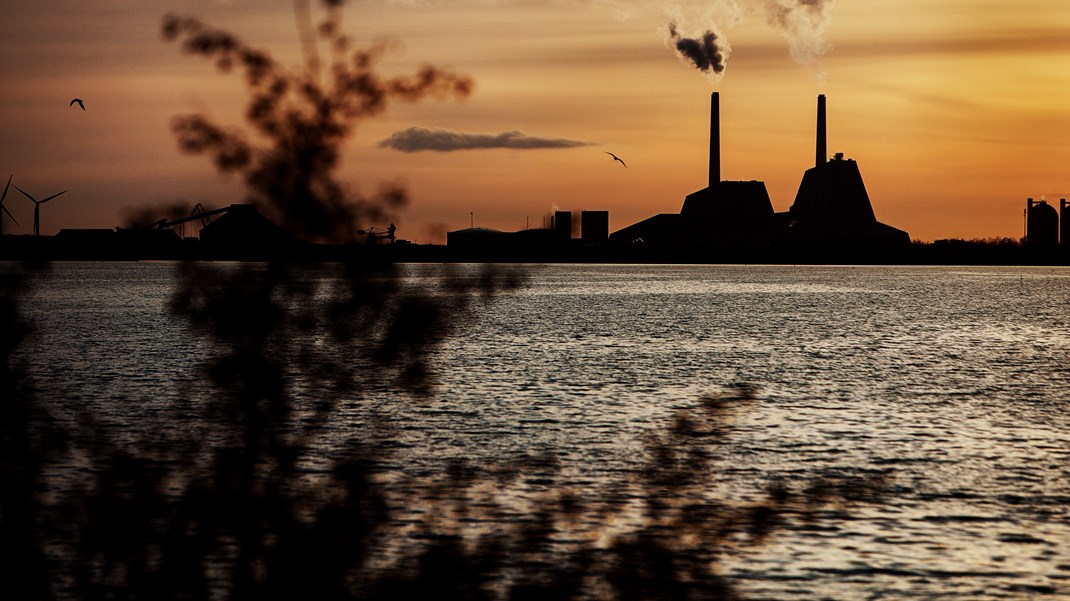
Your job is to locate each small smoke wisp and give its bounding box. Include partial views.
[765,0,836,79]
[668,22,729,78]
[378,127,595,153]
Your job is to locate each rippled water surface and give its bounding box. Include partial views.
[20,262,1070,599]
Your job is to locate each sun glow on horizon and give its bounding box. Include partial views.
[1,1,1068,243]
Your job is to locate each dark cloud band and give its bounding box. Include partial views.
[378,127,595,153]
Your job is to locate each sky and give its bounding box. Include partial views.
[2,0,1069,243]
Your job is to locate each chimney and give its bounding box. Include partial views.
[709,91,720,187]
[816,93,827,168]
[1062,198,1068,248]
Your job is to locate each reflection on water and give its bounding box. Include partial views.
[18,262,1070,599]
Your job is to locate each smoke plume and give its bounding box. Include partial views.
[668,22,729,77]
[378,127,595,153]
[765,0,836,78]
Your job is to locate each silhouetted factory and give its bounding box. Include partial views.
[445,92,914,261]
[446,209,609,259]
[1,203,293,261]
[609,92,910,254]
[7,92,1070,263]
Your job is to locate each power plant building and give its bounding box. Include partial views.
[444,92,910,261]
[581,210,609,242]
[611,92,781,251]
[197,204,289,259]
[610,92,910,254]
[553,211,572,239]
[677,91,783,248]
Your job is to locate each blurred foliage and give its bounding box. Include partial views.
[162,1,471,243]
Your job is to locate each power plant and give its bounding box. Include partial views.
[5,92,1070,263]
[443,90,915,261]
[610,92,910,254]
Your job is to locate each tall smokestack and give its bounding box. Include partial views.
[710,91,720,187]
[1061,199,1068,249]
[816,93,827,168]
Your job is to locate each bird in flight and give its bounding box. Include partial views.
[605,151,627,168]
[69,98,85,110]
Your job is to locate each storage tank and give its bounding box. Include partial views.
[1026,198,1058,250]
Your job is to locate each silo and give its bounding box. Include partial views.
[1026,198,1058,250]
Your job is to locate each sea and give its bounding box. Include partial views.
[14,261,1070,600]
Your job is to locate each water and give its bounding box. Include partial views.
[15,262,1070,599]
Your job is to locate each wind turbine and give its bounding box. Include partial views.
[13,184,66,237]
[1,175,18,235]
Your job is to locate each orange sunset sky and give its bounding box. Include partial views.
[2,0,1069,243]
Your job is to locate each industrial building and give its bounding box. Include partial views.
[580,210,609,242]
[446,210,607,261]
[1025,198,1060,251]
[553,211,573,239]
[444,93,910,260]
[548,210,610,242]
[610,93,910,255]
[198,204,289,259]
[611,92,783,251]
[0,203,292,261]
[1063,199,1069,253]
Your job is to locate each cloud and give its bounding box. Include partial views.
[378,127,596,153]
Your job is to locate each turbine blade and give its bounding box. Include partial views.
[2,204,17,225]
[40,190,67,204]
[12,184,36,202]
[1,175,10,202]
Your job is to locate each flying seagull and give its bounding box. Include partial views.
[605,151,627,168]
[70,98,85,110]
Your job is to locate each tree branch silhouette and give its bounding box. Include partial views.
[162,6,472,242]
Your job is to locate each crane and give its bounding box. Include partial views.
[150,204,230,235]
[132,204,227,239]
[355,223,396,244]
